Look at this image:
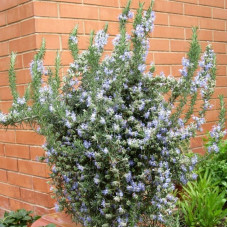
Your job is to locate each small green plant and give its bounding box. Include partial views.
[178,170,227,227]
[199,139,227,191]
[0,209,41,227]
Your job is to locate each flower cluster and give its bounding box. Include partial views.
[0,0,222,227]
[208,124,226,153]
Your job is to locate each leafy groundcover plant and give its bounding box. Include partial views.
[0,0,225,226]
[0,209,41,227]
[179,169,227,227]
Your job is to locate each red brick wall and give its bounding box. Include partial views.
[0,0,227,215]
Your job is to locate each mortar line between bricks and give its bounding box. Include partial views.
[0,166,50,178]
[30,13,228,22]
[0,181,48,193]
[1,15,35,29]
[1,48,226,62]
[0,192,54,209]
[1,25,225,44]
[0,1,34,14]
[0,206,10,212]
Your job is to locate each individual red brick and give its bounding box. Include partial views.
[0,101,13,113]
[0,182,20,198]
[0,41,9,57]
[200,17,226,31]
[30,146,45,161]
[156,12,168,25]
[15,69,31,85]
[0,143,5,156]
[0,130,15,143]
[213,8,227,20]
[216,65,226,76]
[15,130,44,145]
[99,7,121,21]
[18,160,49,177]
[192,147,206,156]
[170,40,189,52]
[170,14,199,28]
[0,0,18,11]
[152,25,185,39]
[154,52,184,65]
[153,0,183,14]
[199,0,224,8]
[7,6,20,24]
[33,177,51,193]
[0,84,11,98]
[8,171,33,189]
[185,4,212,18]
[5,144,29,159]
[0,169,7,182]
[216,54,227,65]
[212,87,227,99]
[0,12,6,27]
[84,0,117,7]
[9,198,34,212]
[190,136,204,148]
[60,4,99,19]
[0,157,18,171]
[216,76,227,87]
[0,85,25,100]
[0,195,10,210]
[21,188,55,208]
[211,42,226,53]
[149,39,169,51]
[214,31,227,42]
[0,24,20,42]
[0,72,9,87]
[33,1,58,17]
[9,35,36,54]
[205,110,220,122]
[35,18,84,34]
[20,18,36,36]
[19,2,34,20]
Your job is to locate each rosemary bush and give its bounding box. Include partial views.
[0,0,225,226]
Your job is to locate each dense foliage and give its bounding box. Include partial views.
[0,0,224,226]
[0,209,40,227]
